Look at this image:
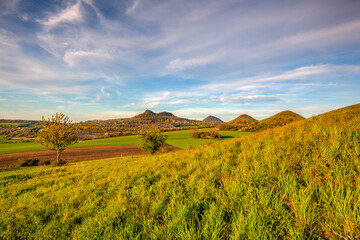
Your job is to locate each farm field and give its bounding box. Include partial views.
[0,129,252,155]
[0,145,180,168]
[0,104,359,239]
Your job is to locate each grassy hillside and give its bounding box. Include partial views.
[228,114,257,124]
[220,111,305,132]
[0,129,251,154]
[0,104,359,239]
[249,110,305,131]
[218,114,258,131]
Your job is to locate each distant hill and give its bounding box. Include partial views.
[203,115,223,123]
[0,110,214,140]
[218,111,305,132]
[157,112,175,117]
[247,110,305,131]
[217,114,257,131]
[75,110,212,139]
[228,114,257,124]
[133,109,156,118]
[132,110,190,122]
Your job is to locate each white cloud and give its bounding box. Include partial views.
[219,94,284,104]
[126,0,142,15]
[73,110,139,121]
[0,29,19,48]
[273,19,360,47]
[39,1,83,30]
[91,87,111,103]
[200,64,360,93]
[63,49,113,67]
[166,55,218,70]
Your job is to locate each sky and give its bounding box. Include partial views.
[0,0,359,122]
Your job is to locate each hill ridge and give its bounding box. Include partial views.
[203,115,224,123]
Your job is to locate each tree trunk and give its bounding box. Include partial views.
[56,150,61,164]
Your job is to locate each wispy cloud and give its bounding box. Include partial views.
[38,0,83,30]
[0,28,19,48]
[166,55,219,70]
[91,87,111,103]
[126,0,142,15]
[200,64,360,93]
[219,94,284,104]
[63,49,113,67]
[272,19,360,47]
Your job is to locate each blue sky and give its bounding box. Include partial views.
[0,0,359,121]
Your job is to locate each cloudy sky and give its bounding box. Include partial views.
[0,0,359,121]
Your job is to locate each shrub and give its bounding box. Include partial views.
[190,130,222,139]
[158,145,174,154]
[190,130,202,138]
[210,130,222,139]
[44,160,51,165]
[17,158,39,167]
[138,125,168,155]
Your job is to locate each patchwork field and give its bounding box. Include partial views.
[0,104,359,239]
[0,129,252,155]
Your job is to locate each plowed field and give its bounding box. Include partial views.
[0,144,180,168]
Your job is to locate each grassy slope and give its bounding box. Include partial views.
[0,104,359,239]
[228,114,257,124]
[0,129,252,154]
[254,110,305,130]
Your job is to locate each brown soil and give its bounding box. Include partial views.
[0,144,181,168]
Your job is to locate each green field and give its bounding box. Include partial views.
[0,129,252,154]
[0,104,359,239]
[0,122,29,126]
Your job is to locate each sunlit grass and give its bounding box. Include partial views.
[0,104,359,239]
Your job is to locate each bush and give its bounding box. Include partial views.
[52,159,66,166]
[44,160,51,165]
[190,130,222,139]
[17,158,39,167]
[190,130,202,138]
[210,130,222,139]
[158,145,174,154]
[138,125,168,155]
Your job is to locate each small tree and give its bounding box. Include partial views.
[37,113,78,164]
[138,125,168,155]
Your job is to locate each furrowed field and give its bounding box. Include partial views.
[0,104,359,239]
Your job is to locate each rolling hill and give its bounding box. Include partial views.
[218,111,305,132]
[247,110,305,131]
[228,114,257,124]
[203,115,224,124]
[218,114,257,131]
[0,104,359,238]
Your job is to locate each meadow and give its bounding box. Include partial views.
[0,129,252,154]
[0,104,359,239]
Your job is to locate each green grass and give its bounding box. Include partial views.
[0,129,252,154]
[0,104,359,239]
[0,122,29,126]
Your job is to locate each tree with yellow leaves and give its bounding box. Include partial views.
[37,113,78,165]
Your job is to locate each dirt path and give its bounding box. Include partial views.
[0,144,180,168]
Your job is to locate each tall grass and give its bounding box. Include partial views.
[0,104,359,239]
